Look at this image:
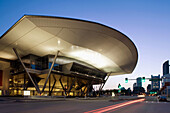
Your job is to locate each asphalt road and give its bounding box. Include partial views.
[103,100,170,113]
[0,97,170,113]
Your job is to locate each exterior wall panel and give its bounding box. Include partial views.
[0,70,2,86]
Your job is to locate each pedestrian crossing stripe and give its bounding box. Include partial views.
[145,101,167,104]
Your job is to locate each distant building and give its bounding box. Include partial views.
[160,60,170,96]
[151,75,160,90]
[147,84,151,93]
[133,78,145,95]
[161,74,170,96]
[127,88,131,95]
[133,83,137,91]
[137,77,142,87]
[133,87,145,95]
[163,60,169,75]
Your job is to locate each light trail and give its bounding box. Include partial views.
[84,98,145,113]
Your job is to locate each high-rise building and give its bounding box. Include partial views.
[163,60,169,75]
[133,78,145,94]
[137,77,142,87]
[161,60,170,96]
[147,84,151,93]
[151,75,160,90]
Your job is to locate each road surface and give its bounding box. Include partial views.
[0,97,170,113]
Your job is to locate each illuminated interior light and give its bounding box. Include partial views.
[0,51,16,59]
[68,49,119,72]
[57,40,61,44]
[47,48,55,51]
[99,49,102,52]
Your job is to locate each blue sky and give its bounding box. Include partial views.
[1,0,170,90]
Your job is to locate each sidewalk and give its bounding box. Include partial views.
[167,97,170,101]
[0,96,141,104]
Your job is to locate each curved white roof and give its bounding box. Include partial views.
[0,15,138,75]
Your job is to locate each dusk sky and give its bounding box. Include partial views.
[1,0,170,90]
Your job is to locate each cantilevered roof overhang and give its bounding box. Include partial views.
[0,15,138,76]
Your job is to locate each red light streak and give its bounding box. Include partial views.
[84,98,145,113]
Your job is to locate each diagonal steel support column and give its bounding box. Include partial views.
[67,78,75,96]
[86,80,93,96]
[98,82,103,92]
[49,74,57,95]
[99,72,112,93]
[92,86,97,96]
[59,76,67,96]
[24,74,26,90]
[81,86,87,96]
[13,48,41,94]
[41,51,60,93]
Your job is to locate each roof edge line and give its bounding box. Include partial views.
[0,14,28,39]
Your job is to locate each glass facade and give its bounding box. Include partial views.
[9,73,90,96]
[8,54,105,96]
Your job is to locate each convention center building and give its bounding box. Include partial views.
[0,15,138,96]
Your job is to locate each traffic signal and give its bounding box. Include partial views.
[150,92,157,94]
[118,84,121,89]
[142,77,145,82]
[125,78,128,83]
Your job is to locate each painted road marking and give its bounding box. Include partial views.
[145,101,167,104]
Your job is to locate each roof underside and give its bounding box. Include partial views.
[0,15,138,76]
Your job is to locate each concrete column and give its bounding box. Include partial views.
[2,68,10,95]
